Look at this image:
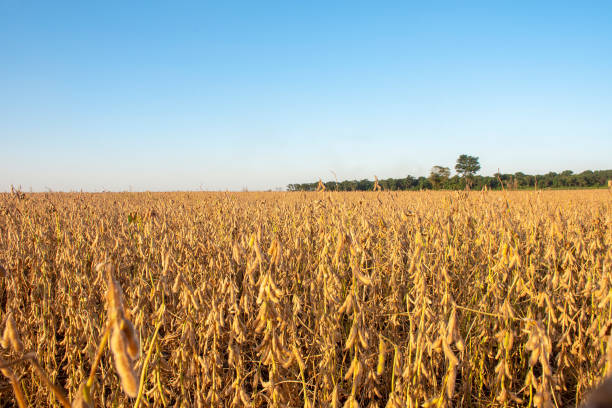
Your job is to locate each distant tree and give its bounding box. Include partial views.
[429,166,451,189]
[287,167,611,191]
[417,176,432,190]
[448,175,462,190]
[455,155,481,178]
[357,179,373,191]
[513,172,528,188]
[455,155,481,187]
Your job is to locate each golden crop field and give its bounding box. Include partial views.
[0,190,610,407]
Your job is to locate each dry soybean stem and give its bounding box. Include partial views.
[134,308,164,408]
[26,354,71,408]
[87,321,113,389]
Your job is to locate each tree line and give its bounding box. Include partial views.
[287,155,612,191]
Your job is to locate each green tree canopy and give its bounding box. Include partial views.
[287,168,612,191]
[429,166,451,189]
[455,155,481,178]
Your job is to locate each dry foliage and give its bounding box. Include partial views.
[0,190,610,407]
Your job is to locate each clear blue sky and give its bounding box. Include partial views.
[1,1,611,191]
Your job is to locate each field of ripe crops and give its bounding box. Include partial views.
[0,190,610,407]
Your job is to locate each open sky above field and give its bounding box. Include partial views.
[1,1,611,191]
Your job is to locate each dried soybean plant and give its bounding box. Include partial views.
[582,323,612,408]
[0,259,145,407]
[0,189,610,407]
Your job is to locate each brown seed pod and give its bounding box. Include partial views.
[110,322,139,398]
[103,263,125,323]
[0,356,12,378]
[172,273,182,293]
[376,337,386,376]
[446,364,458,399]
[2,314,23,353]
[239,387,252,407]
[119,318,140,360]
[331,385,339,408]
[292,345,305,372]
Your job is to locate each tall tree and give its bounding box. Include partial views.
[455,155,481,187]
[429,166,451,189]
